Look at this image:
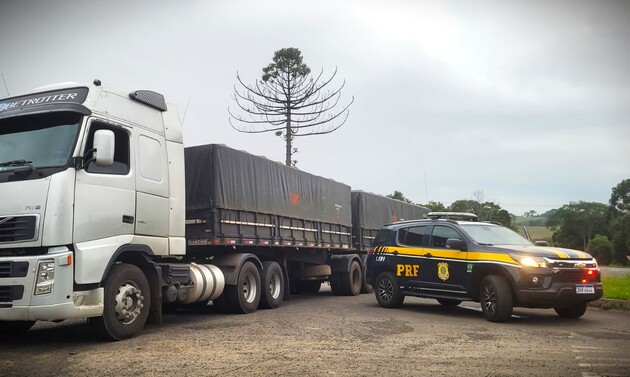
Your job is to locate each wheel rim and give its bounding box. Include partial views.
[268,271,282,300]
[242,272,258,304]
[377,277,394,303]
[114,281,144,325]
[481,282,496,315]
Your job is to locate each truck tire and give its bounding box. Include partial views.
[360,256,373,294]
[329,274,343,296]
[480,275,513,322]
[260,261,284,309]
[437,298,462,307]
[554,302,587,319]
[223,261,261,314]
[339,260,362,296]
[89,264,151,341]
[374,271,404,308]
[0,321,35,335]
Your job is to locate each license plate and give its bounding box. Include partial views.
[576,285,595,294]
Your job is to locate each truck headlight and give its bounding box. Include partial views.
[511,255,548,268]
[34,260,55,295]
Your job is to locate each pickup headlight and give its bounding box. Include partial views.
[34,260,55,295]
[511,255,548,268]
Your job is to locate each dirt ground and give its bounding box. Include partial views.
[1,285,629,377]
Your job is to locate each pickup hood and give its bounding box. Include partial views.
[484,244,593,260]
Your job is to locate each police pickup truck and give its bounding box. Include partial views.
[365,212,603,322]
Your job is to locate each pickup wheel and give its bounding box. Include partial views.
[0,321,35,335]
[554,302,587,318]
[374,271,404,308]
[89,264,151,341]
[260,261,284,309]
[339,260,362,296]
[480,275,513,322]
[224,261,261,314]
[437,298,462,307]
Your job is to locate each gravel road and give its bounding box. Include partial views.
[1,285,629,377]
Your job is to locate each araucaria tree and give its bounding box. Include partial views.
[229,47,354,166]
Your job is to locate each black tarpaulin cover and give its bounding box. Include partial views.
[185,144,351,226]
[351,190,429,229]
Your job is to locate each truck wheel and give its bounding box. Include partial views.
[554,303,587,318]
[299,280,322,294]
[260,261,284,309]
[360,255,373,294]
[224,261,261,314]
[0,321,35,335]
[329,274,343,296]
[339,260,362,296]
[89,264,151,340]
[375,272,404,308]
[437,298,462,307]
[480,275,513,322]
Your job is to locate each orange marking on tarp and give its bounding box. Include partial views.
[290,193,300,205]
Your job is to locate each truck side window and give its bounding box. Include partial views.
[430,226,462,248]
[398,226,426,246]
[84,122,130,175]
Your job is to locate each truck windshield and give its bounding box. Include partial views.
[0,112,81,173]
[459,224,533,246]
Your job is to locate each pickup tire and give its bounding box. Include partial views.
[223,261,261,314]
[374,271,404,308]
[554,302,587,319]
[89,264,151,341]
[260,261,284,309]
[480,275,513,322]
[0,321,35,335]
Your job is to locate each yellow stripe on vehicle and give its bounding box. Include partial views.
[377,247,519,266]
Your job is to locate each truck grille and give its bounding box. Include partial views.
[0,286,24,302]
[0,216,38,243]
[0,261,29,278]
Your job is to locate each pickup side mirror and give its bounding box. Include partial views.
[93,129,115,167]
[446,238,466,251]
[534,240,550,247]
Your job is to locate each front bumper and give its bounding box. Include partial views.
[516,280,603,308]
[0,250,103,322]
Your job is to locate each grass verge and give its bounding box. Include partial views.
[602,274,630,300]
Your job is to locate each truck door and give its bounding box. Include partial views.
[419,225,468,298]
[74,120,135,244]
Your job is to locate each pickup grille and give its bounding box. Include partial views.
[0,216,37,243]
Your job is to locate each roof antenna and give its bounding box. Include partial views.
[1,73,9,96]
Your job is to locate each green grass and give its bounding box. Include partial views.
[517,226,553,242]
[602,275,630,300]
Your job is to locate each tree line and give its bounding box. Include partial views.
[388,178,630,265]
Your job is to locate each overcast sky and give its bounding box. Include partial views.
[2,0,629,215]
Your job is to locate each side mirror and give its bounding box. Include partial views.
[534,240,550,247]
[93,130,115,167]
[446,238,466,251]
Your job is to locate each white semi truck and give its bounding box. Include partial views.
[0,81,428,340]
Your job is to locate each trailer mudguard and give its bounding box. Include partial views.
[211,253,263,285]
[328,254,361,274]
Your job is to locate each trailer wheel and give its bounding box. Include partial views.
[260,261,284,309]
[329,274,343,296]
[0,321,35,335]
[339,260,362,296]
[554,302,587,319]
[224,261,261,314]
[360,255,373,294]
[89,264,151,340]
[480,275,513,322]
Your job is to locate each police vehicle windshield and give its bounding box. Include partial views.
[460,224,532,246]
